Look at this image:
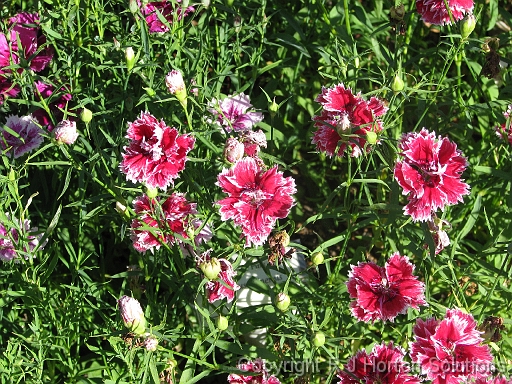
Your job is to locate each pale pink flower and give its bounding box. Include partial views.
[223,137,245,163]
[0,115,44,158]
[227,358,281,384]
[143,336,158,351]
[139,0,195,33]
[130,193,197,252]
[495,104,512,145]
[216,157,296,247]
[347,252,427,322]
[416,0,474,26]
[426,214,451,254]
[240,129,267,156]
[118,295,146,334]
[120,112,195,190]
[205,258,240,303]
[394,129,470,222]
[337,342,420,384]
[312,83,387,157]
[0,214,46,262]
[165,69,185,94]
[54,120,78,144]
[209,93,264,132]
[178,219,213,257]
[410,308,493,384]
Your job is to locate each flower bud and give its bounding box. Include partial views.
[312,332,326,347]
[216,315,229,331]
[366,131,378,145]
[200,257,222,280]
[145,187,158,199]
[275,292,291,312]
[269,98,279,119]
[144,87,156,97]
[311,252,324,266]
[223,138,244,163]
[391,74,405,93]
[143,336,158,351]
[460,14,476,40]
[125,47,136,72]
[129,0,138,14]
[54,120,79,145]
[118,295,146,335]
[80,107,93,123]
[390,4,405,21]
[166,70,188,107]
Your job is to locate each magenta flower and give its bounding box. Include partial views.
[209,93,264,133]
[394,129,470,222]
[312,83,387,157]
[216,157,296,247]
[0,115,44,158]
[139,0,195,33]
[475,377,512,384]
[495,104,512,145]
[0,75,20,105]
[227,358,281,384]
[130,193,197,252]
[0,214,46,262]
[347,252,427,322]
[410,308,493,384]
[240,129,267,156]
[205,258,240,304]
[32,81,73,130]
[416,0,474,25]
[337,342,420,384]
[120,112,195,190]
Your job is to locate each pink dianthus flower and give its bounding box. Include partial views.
[393,129,470,222]
[0,115,44,158]
[410,308,493,384]
[495,104,512,145]
[347,252,427,322]
[209,93,264,133]
[120,112,195,190]
[139,0,195,33]
[216,157,296,247]
[130,193,199,253]
[205,257,240,304]
[312,83,387,157]
[416,0,474,26]
[32,81,73,130]
[240,129,267,156]
[0,214,46,262]
[227,358,281,384]
[475,377,512,384]
[337,342,420,384]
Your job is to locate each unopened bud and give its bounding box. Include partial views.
[275,292,291,312]
[391,74,405,93]
[166,70,187,108]
[125,47,136,72]
[145,187,158,199]
[200,257,222,280]
[143,336,158,351]
[118,295,146,335]
[144,87,156,97]
[460,14,476,40]
[80,107,93,123]
[390,4,405,21]
[312,332,326,347]
[366,131,378,145]
[269,98,279,118]
[311,252,324,266]
[129,0,138,13]
[217,315,229,331]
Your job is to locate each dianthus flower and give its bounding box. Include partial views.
[0,115,44,158]
[347,252,427,322]
[410,308,493,384]
[0,73,20,105]
[209,93,264,133]
[118,295,146,335]
[120,112,195,190]
[139,0,194,33]
[0,214,46,262]
[227,358,281,384]
[425,214,451,254]
[495,105,512,145]
[416,0,474,25]
[32,81,73,130]
[337,342,420,384]
[130,193,199,252]
[311,83,387,157]
[475,377,512,384]
[54,119,79,145]
[216,157,296,247]
[240,129,267,156]
[394,129,470,222]
[205,257,240,304]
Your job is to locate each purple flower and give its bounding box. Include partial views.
[0,214,46,262]
[209,93,264,132]
[1,115,44,158]
[139,0,195,33]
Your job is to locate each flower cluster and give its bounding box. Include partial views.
[337,342,420,384]
[227,358,281,384]
[347,252,427,322]
[0,214,46,262]
[130,193,211,253]
[216,157,296,247]
[209,93,264,133]
[139,0,195,33]
[120,112,195,190]
[416,0,474,26]
[394,129,470,222]
[0,115,44,158]
[0,13,54,103]
[311,83,387,157]
[410,308,493,384]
